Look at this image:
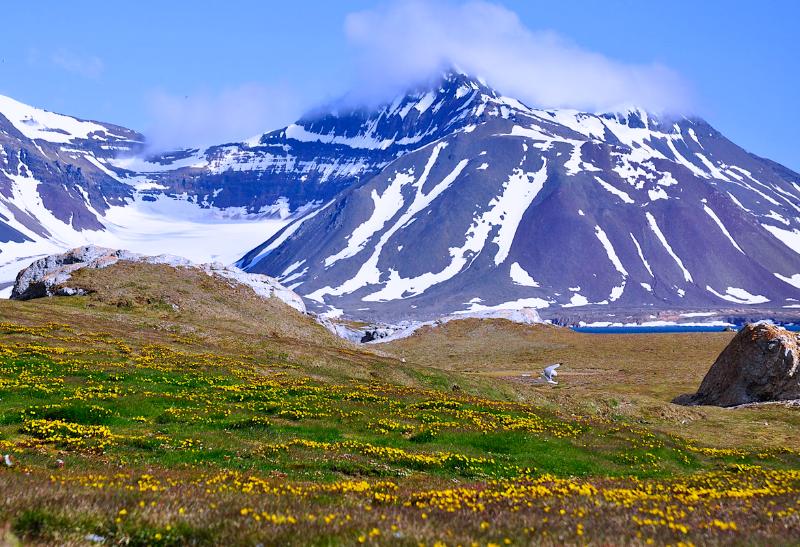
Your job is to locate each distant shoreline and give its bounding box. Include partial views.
[572,323,800,334]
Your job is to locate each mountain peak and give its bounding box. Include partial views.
[266,69,512,153]
[437,68,492,91]
[0,93,142,145]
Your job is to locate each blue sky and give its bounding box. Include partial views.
[1,1,798,170]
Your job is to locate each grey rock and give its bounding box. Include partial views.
[11,246,135,300]
[674,322,800,407]
[360,328,398,343]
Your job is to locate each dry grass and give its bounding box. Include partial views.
[381,319,800,451]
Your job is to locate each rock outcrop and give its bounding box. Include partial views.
[674,322,800,407]
[10,245,306,313]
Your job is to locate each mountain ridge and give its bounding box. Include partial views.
[236,73,800,321]
[1,72,799,322]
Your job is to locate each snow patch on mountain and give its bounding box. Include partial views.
[646,212,693,282]
[705,286,769,305]
[630,234,654,277]
[563,294,590,308]
[457,298,551,313]
[703,204,744,254]
[509,262,540,287]
[775,273,800,289]
[491,160,548,265]
[595,176,635,204]
[324,171,410,267]
[762,224,800,255]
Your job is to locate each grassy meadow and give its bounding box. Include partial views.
[0,263,798,545]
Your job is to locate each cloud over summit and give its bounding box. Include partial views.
[344,1,693,113]
[144,83,304,152]
[144,1,694,151]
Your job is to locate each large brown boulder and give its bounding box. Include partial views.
[674,322,800,407]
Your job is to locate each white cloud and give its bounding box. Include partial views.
[52,50,104,79]
[144,83,305,151]
[344,0,693,113]
[140,1,694,150]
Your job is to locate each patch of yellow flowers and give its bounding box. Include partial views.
[21,418,114,449]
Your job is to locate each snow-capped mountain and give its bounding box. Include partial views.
[2,71,800,321]
[0,94,143,230]
[0,73,505,293]
[0,93,336,290]
[0,94,145,288]
[239,73,800,321]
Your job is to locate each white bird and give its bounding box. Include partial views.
[3,454,12,467]
[542,363,561,385]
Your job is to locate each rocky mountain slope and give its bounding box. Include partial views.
[240,74,800,321]
[2,72,800,322]
[135,73,496,212]
[0,74,506,294]
[0,94,144,285]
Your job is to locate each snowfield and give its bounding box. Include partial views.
[0,192,291,293]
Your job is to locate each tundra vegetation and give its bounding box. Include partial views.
[0,263,798,545]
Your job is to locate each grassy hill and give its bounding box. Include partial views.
[0,263,798,545]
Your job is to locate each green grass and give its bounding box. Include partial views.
[0,335,794,483]
[0,264,798,544]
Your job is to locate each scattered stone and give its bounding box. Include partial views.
[725,399,800,410]
[673,322,800,407]
[360,328,396,343]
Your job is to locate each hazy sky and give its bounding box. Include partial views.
[0,1,797,170]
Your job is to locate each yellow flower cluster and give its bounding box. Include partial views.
[263,438,495,471]
[20,419,114,449]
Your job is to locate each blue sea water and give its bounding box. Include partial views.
[571,324,800,334]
